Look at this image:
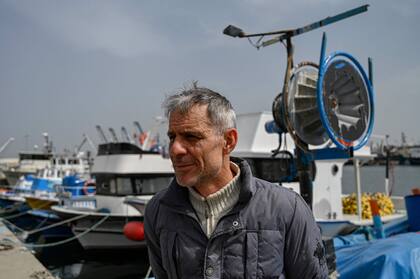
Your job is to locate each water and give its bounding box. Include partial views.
[35,240,150,279]
[342,165,420,196]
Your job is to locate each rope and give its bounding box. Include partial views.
[144,266,152,279]
[0,208,29,220]
[31,215,49,231]
[1,219,26,233]
[23,214,110,248]
[25,213,89,235]
[1,211,91,236]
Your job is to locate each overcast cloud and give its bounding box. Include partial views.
[0,0,419,156]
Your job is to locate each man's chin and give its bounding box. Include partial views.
[175,176,196,188]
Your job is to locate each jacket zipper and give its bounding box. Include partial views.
[204,200,212,238]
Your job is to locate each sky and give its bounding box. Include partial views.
[0,0,419,157]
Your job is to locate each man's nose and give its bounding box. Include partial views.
[170,138,187,156]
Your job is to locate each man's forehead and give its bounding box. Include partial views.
[173,104,208,116]
[169,105,210,123]
[167,120,212,132]
[167,107,215,133]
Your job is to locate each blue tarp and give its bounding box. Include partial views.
[334,233,369,249]
[335,232,420,279]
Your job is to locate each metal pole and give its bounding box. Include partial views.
[385,149,390,196]
[354,158,362,221]
[384,135,390,196]
[295,144,314,209]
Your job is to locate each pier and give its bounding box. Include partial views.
[0,222,54,279]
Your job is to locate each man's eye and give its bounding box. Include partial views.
[186,134,199,140]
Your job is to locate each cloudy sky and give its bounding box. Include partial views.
[0,0,419,157]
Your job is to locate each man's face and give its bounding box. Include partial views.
[167,105,228,189]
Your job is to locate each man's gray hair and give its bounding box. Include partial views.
[163,84,236,134]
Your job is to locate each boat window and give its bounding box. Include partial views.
[134,176,172,195]
[68,159,80,165]
[59,158,66,165]
[20,153,53,161]
[331,164,339,176]
[117,177,134,195]
[110,179,117,194]
[100,181,109,191]
[94,174,172,196]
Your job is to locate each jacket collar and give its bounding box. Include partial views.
[159,157,255,214]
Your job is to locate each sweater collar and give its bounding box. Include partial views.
[188,162,241,217]
[160,157,255,212]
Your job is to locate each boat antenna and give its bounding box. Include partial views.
[42,132,53,153]
[0,137,14,154]
[121,126,133,143]
[133,121,144,134]
[95,125,109,143]
[108,128,119,143]
[133,121,145,146]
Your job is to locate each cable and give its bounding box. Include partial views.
[0,207,30,220]
[22,214,110,249]
[25,213,90,236]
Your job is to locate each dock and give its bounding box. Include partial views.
[0,222,54,279]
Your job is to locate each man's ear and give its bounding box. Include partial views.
[223,128,238,155]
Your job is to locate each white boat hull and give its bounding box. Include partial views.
[73,219,147,250]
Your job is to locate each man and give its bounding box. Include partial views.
[144,85,328,279]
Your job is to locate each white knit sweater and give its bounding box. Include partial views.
[188,162,241,238]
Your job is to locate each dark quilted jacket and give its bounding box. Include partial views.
[144,158,328,279]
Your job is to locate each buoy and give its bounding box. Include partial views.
[83,179,96,196]
[123,221,145,241]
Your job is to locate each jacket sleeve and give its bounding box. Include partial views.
[144,198,168,279]
[283,193,328,279]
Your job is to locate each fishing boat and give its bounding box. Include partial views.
[52,141,173,250]
[2,133,91,186]
[24,169,93,208]
[2,152,53,186]
[0,174,34,209]
[0,172,95,243]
